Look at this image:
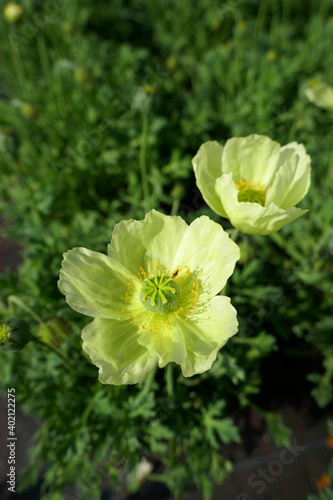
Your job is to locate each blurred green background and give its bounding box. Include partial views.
[0,0,333,499]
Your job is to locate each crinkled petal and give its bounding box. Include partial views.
[58,247,139,319]
[179,296,238,377]
[266,145,311,209]
[215,174,308,235]
[222,134,281,186]
[138,321,187,367]
[192,141,227,217]
[181,350,219,378]
[173,216,240,298]
[274,142,307,170]
[82,318,158,385]
[108,209,188,274]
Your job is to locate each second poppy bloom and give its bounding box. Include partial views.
[192,134,311,235]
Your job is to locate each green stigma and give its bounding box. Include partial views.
[235,178,266,206]
[140,274,181,314]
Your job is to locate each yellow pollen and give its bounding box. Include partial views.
[235,178,266,206]
[139,266,147,276]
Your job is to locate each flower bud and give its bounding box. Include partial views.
[266,49,277,62]
[236,21,247,32]
[61,21,77,36]
[20,103,37,119]
[4,2,23,24]
[166,55,177,72]
[0,318,32,352]
[170,182,185,201]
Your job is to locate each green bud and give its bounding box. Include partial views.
[0,318,32,352]
[20,103,37,119]
[166,55,177,72]
[266,49,277,62]
[236,21,247,32]
[170,182,185,201]
[61,21,77,36]
[142,85,155,95]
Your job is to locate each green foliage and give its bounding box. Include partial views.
[261,411,292,448]
[201,401,241,448]
[1,0,333,498]
[308,490,333,500]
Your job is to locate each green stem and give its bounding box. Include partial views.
[254,0,268,39]
[32,337,72,373]
[8,295,43,324]
[166,363,174,398]
[282,0,291,24]
[130,365,157,416]
[78,382,101,425]
[269,231,304,264]
[37,36,51,84]
[171,198,180,217]
[10,39,27,93]
[139,364,156,399]
[140,109,150,212]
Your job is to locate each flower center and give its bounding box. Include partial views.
[0,322,11,343]
[235,178,266,206]
[140,274,181,314]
